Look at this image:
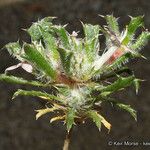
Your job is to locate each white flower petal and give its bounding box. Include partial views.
[5,63,22,73]
[21,63,33,73]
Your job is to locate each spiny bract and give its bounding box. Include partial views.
[1,15,150,132]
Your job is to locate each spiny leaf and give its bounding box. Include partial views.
[27,17,55,41]
[100,97,137,121]
[57,48,73,74]
[100,115,111,131]
[39,26,59,60]
[0,74,46,87]
[12,89,61,102]
[70,33,82,52]
[24,44,56,79]
[83,23,100,62]
[5,41,22,61]
[53,26,70,49]
[122,16,144,45]
[100,75,135,94]
[66,108,75,132]
[88,110,111,131]
[35,107,58,120]
[87,110,102,130]
[50,115,65,123]
[131,31,150,51]
[98,67,132,81]
[83,24,100,42]
[133,78,143,94]
[116,103,137,121]
[105,15,120,35]
[84,37,100,62]
[28,24,41,41]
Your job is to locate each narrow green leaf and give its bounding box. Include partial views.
[66,108,75,132]
[70,33,82,52]
[83,23,100,62]
[87,110,102,130]
[53,26,70,49]
[5,41,22,61]
[57,48,73,74]
[100,76,135,94]
[122,16,144,45]
[0,74,46,87]
[98,97,137,121]
[27,23,41,41]
[39,26,59,60]
[133,78,142,94]
[131,31,150,51]
[98,67,132,81]
[24,44,56,79]
[105,15,120,35]
[5,41,21,55]
[27,17,55,41]
[116,103,137,121]
[12,89,61,101]
[83,24,99,42]
[87,110,111,131]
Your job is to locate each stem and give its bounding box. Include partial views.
[63,128,73,150]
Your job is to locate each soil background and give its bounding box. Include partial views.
[0,0,150,150]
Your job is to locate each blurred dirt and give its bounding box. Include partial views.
[0,0,150,150]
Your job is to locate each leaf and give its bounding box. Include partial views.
[53,26,70,49]
[98,67,132,81]
[100,115,111,131]
[100,76,135,94]
[82,23,100,62]
[12,89,61,102]
[88,110,111,131]
[66,108,75,132]
[116,103,137,121]
[35,107,57,120]
[50,115,65,123]
[122,16,144,45]
[87,110,102,130]
[83,24,100,42]
[131,31,150,51]
[0,74,46,87]
[70,32,82,52]
[39,26,59,60]
[99,97,137,121]
[105,15,120,35]
[5,41,23,61]
[133,78,143,94]
[27,17,55,41]
[28,24,41,41]
[24,44,56,79]
[57,48,73,74]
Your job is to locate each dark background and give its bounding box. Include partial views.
[0,0,150,150]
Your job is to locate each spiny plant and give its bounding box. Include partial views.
[0,15,150,150]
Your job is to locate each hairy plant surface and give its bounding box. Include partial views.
[0,15,150,149]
